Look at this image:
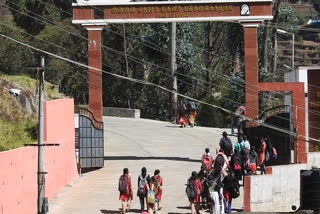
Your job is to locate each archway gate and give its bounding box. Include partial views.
[72,0,306,163]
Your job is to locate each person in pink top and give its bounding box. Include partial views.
[153,169,163,211]
[118,168,133,214]
[187,171,202,214]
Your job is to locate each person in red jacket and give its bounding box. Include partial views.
[119,168,133,214]
[187,171,202,214]
[153,169,163,211]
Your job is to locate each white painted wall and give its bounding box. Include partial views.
[250,164,307,212]
[307,152,320,169]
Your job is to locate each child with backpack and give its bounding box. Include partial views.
[247,146,258,175]
[118,168,132,214]
[223,171,240,213]
[186,171,202,214]
[152,169,163,211]
[215,149,230,177]
[230,149,243,181]
[144,177,158,214]
[219,131,233,157]
[201,148,214,172]
[137,167,150,212]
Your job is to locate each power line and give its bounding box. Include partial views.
[1,33,318,145]
[4,1,320,126]
[67,0,320,112]
[4,20,319,133]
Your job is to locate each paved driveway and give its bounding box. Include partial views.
[48,117,243,214]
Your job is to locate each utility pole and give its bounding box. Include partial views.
[24,57,59,213]
[38,56,45,214]
[169,22,177,122]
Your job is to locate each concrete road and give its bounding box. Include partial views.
[48,117,243,214]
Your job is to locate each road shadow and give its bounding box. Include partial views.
[100,208,141,213]
[104,156,200,163]
[176,206,190,210]
[165,125,189,128]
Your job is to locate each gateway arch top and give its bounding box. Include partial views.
[72,0,273,24]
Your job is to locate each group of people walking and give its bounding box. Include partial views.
[118,167,163,214]
[178,99,197,128]
[118,132,277,214]
[186,131,277,214]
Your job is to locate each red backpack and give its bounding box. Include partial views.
[202,154,212,171]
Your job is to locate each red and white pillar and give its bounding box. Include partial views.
[85,26,105,121]
[242,23,261,126]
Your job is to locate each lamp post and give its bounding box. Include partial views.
[277,29,295,73]
[277,29,296,163]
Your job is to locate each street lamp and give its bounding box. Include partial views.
[277,29,295,73]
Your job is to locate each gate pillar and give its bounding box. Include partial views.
[242,23,260,126]
[85,26,105,122]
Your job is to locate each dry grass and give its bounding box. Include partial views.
[0,74,63,100]
[0,74,64,151]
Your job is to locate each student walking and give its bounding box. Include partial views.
[186,100,197,127]
[219,131,233,157]
[178,101,188,128]
[118,168,133,214]
[186,171,202,214]
[138,167,150,212]
[248,146,258,175]
[152,169,163,211]
[144,177,158,214]
[201,148,215,171]
[258,138,267,175]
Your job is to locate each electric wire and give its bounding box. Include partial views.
[3,20,319,133]
[1,33,318,145]
[3,1,320,129]
[68,0,320,113]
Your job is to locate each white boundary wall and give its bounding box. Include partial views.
[307,152,320,169]
[250,164,307,212]
[249,152,320,212]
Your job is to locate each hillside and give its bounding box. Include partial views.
[277,0,320,72]
[0,74,63,151]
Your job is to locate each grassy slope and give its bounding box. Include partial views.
[0,74,62,151]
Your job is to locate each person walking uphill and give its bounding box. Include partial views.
[258,138,267,175]
[186,99,197,127]
[138,167,150,212]
[219,131,233,157]
[152,169,163,211]
[201,148,215,172]
[118,168,133,214]
[144,177,158,214]
[186,171,202,214]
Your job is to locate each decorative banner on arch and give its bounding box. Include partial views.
[73,0,273,24]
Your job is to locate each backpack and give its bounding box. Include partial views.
[187,101,196,111]
[249,151,257,164]
[202,154,212,171]
[152,177,160,194]
[146,184,156,204]
[221,137,233,154]
[230,178,240,199]
[138,175,148,195]
[214,154,225,169]
[240,143,249,163]
[119,175,128,193]
[271,147,277,160]
[233,156,242,170]
[186,180,197,199]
